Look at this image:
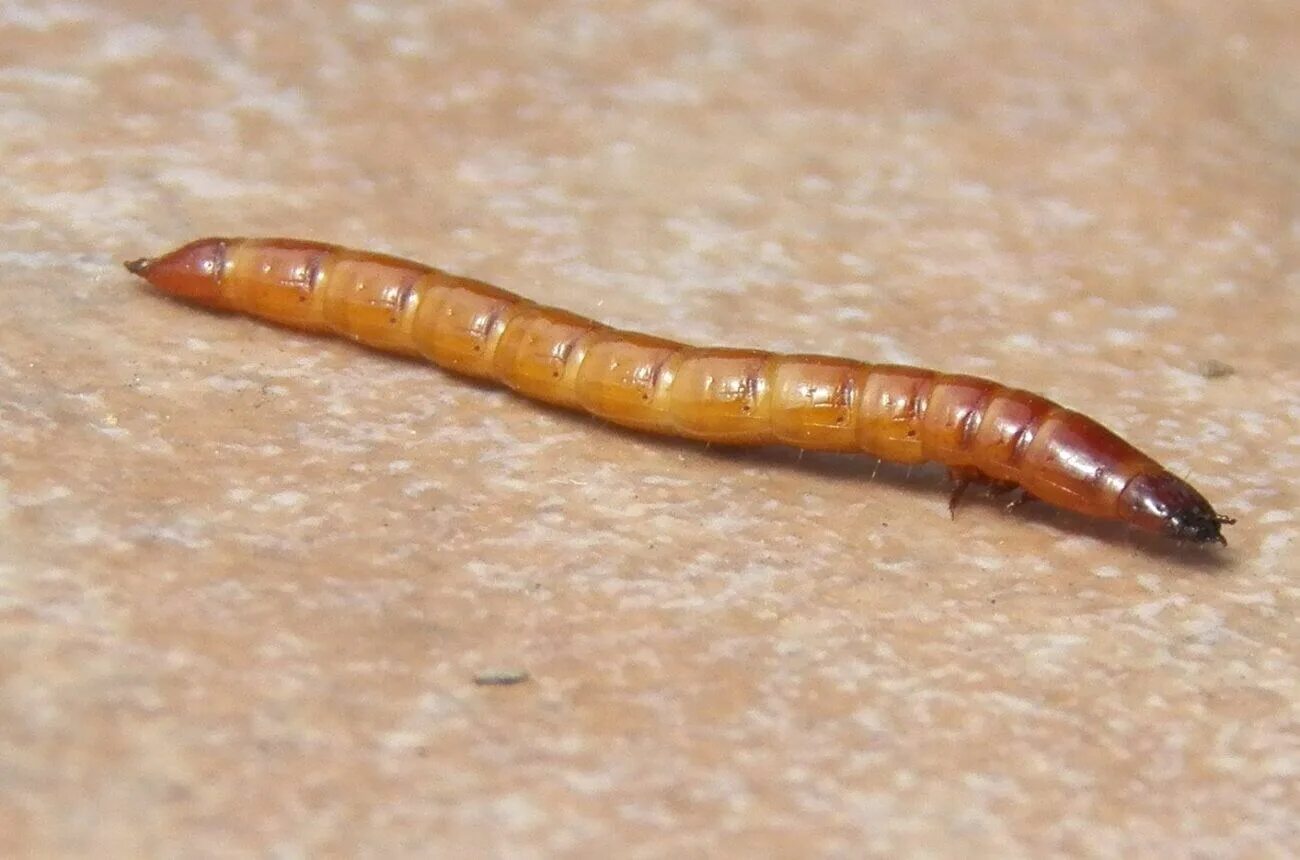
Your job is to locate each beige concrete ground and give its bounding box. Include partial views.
[1,1,1297,856]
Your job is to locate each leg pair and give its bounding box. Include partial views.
[947,468,1034,518]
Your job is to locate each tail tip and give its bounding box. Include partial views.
[124,257,152,276]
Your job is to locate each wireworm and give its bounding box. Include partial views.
[126,237,1234,545]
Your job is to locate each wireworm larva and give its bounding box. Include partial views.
[126,238,1234,545]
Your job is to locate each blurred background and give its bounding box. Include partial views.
[2,1,1297,855]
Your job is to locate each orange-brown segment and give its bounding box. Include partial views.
[856,365,934,464]
[320,254,427,354]
[918,374,996,467]
[410,275,522,379]
[668,348,772,443]
[575,331,681,432]
[769,355,864,451]
[494,307,602,407]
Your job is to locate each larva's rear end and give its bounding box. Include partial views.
[129,237,431,352]
[128,236,335,329]
[126,238,232,310]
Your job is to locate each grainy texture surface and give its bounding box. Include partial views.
[1,1,1297,857]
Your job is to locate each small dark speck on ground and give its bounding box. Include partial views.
[1195,358,1236,379]
[474,668,530,686]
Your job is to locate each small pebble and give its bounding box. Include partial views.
[1195,358,1235,379]
[474,668,530,686]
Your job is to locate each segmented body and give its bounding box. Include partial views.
[125,237,1233,544]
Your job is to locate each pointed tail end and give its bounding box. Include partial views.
[121,238,229,308]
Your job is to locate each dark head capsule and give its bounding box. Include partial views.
[1118,471,1235,545]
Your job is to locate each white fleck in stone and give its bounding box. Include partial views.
[207,374,257,392]
[379,730,428,752]
[270,491,306,508]
[1136,305,1177,322]
[490,794,545,831]
[349,2,388,24]
[69,523,102,546]
[1002,333,1039,351]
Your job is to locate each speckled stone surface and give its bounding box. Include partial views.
[2,1,1298,856]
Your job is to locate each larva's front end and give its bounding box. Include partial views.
[1117,471,1235,545]
[126,238,233,310]
[985,396,1235,547]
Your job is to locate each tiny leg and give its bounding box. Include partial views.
[947,468,980,519]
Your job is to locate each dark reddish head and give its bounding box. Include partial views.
[1118,471,1235,545]
[124,238,231,309]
